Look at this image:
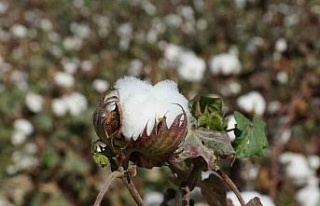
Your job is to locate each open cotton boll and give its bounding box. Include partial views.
[114,76,189,140]
[209,53,241,76]
[237,91,266,116]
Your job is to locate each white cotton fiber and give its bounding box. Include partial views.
[114,76,189,140]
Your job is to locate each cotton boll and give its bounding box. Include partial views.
[25,92,43,113]
[237,91,266,116]
[11,132,27,146]
[114,77,189,140]
[296,176,320,206]
[227,191,275,206]
[177,51,206,82]
[144,191,163,206]
[275,38,287,53]
[54,71,75,88]
[164,43,183,63]
[226,115,237,141]
[92,79,110,93]
[209,53,241,76]
[64,92,88,116]
[52,98,68,116]
[10,24,28,38]
[13,119,34,136]
[280,152,315,186]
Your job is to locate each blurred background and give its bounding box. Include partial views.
[0,0,319,205]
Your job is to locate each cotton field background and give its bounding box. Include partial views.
[0,0,319,205]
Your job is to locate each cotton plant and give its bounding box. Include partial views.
[92,76,268,206]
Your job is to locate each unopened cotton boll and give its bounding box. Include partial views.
[237,91,266,116]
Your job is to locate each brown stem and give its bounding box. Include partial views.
[218,170,246,206]
[180,182,191,206]
[121,177,144,206]
[93,170,123,206]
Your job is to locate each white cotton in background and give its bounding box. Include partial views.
[52,98,68,116]
[276,71,288,84]
[0,2,8,14]
[209,53,241,76]
[11,119,34,145]
[92,79,110,93]
[226,115,237,141]
[63,92,88,116]
[81,60,93,71]
[275,38,287,53]
[296,176,320,206]
[61,58,79,74]
[163,43,182,64]
[13,119,34,136]
[70,22,91,39]
[144,191,163,206]
[51,93,88,116]
[280,152,315,186]
[40,18,53,32]
[63,36,83,51]
[114,77,190,140]
[267,100,281,114]
[201,169,215,180]
[227,191,275,206]
[177,51,206,82]
[163,43,206,82]
[128,59,143,77]
[220,81,242,97]
[237,91,266,116]
[10,24,28,38]
[25,92,43,113]
[54,71,75,88]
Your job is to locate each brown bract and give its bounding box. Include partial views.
[93,91,188,169]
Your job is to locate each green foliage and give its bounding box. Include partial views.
[190,96,227,131]
[233,111,268,158]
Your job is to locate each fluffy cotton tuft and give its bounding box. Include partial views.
[163,43,206,82]
[237,91,266,116]
[209,53,241,76]
[114,76,189,140]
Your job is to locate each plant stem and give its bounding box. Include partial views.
[93,170,123,206]
[218,170,246,206]
[122,178,144,206]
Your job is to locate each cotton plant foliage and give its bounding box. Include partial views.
[92,76,269,205]
[93,76,189,168]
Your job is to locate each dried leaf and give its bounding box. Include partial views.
[245,197,263,206]
[198,173,227,206]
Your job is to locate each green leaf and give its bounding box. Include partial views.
[233,112,268,158]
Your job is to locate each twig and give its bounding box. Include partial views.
[121,177,144,206]
[218,170,246,206]
[93,170,124,206]
[181,182,190,206]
